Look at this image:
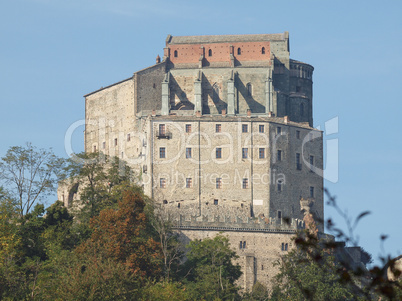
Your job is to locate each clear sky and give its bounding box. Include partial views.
[1,0,401,264]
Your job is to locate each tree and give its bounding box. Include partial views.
[0,143,65,217]
[183,234,242,300]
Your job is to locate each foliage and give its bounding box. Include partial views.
[183,234,242,300]
[141,281,190,301]
[0,143,65,217]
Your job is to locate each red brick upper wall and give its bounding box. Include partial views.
[166,42,271,64]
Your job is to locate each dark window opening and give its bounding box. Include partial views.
[186,148,191,159]
[259,125,264,133]
[296,130,301,139]
[216,124,221,132]
[261,47,265,54]
[242,148,248,159]
[163,200,167,204]
[278,210,282,219]
[247,83,252,96]
[159,147,166,159]
[186,124,191,133]
[214,199,219,205]
[174,50,178,57]
[310,186,315,198]
[242,178,248,189]
[216,178,222,189]
[216,148,222,159]
[296,153,302,170]
[277,150,282,161]
[259,148,265,159]
[208,49,212,56]
[237,48,241,55]
[242,124,248,133]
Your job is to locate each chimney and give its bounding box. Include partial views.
[247,109,251,118]
[152,109,156,117]
[156,55,161,64]
[196,111,201,118]
[284,116,289,124]
[222,108,227,117]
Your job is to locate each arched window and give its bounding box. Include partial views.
[174,50,178,57]
[208,49,212,57]
[237,47,241,55]
[261,47,265,54]
[246,83,252,96]
[300,103,304,116]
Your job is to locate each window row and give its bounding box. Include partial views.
[159,177,250,189]
[173,47,267,58]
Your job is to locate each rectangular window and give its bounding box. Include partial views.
[242,148,248,159]
[309,155,314,172]
[160,178,166,188]
[242,178,248,189]
[216,178,222,189]
[186,124,191,133]
[216,124,221,133]
[296,153,301,170]
[159,147,166,159]
[186,178,192,188]
[278,210,282,219]
[186,148,191,159]
[277,150,282,161]
[114,138,118,146]
[310,186,315,198]
[259,125,264,133]
[277,127,282,135]
[277,180,283,192]
[214,199,219,205]
[127,134,131,142]
[159,124,166,135]
[296,130,300,139]
[259,148,265,159]
[242,124,248,133]
[216,148,222,159]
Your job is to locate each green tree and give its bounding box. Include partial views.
[0,143,65,217]
[183,234,242,300]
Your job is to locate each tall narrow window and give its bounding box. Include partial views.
[159,147,166,159]
[296,130,301,139]
[310,186,315,198]
[186,148,191,159]
[242,178,248,189]
[259,125,264,133]
[242,148,248,159]
[208,49,212,56]
[246,83,252,96]
[277,150,282,162]
[214,199,218,205]
[309,155,314,172]
[259,148,265,159]
[216,178,222,189]
[277,127,282,135]
[160,178,166,188]
[186,124,191,133]
[242,124,248,133]
[127,134,130,142]
[93,145,97,152]
[186,178,192,188]
[114,138,118,146]
[278,211,282,219]
[216,148,222,159]
[102,142,106,149]
[159,124,166,135]
[216,124,221,133]
[174,50,178,57]
[277,180,283,192]
[237,47,241,55]
[296,153,301,170]
[261,47,265,54]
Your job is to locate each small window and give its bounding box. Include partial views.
[278,210,282,219]
[215,124,222,133]
[259,148,265,159]
[214,199,218,205]
[93,145,97,152]
[102,142,106,149]
[208,49,212,57]
[186,124,191,133]
[310,186,315,198]
[159,147,166,159]
[242,178,248,189]
[216,178,222,189]
[246,83,252,96]
[237,48,241,55]
[242,148,248,159]
[285,243,288,251]
[277,150,282,162]
[309,156,314,171]
[127,134,130,142]
[242,124,248,133]
[174,50,178,57]
[261,265,264,270]
[153,83,156,89]
[261,47,265,54]
[277,127,282,135]
[178,203,180,208]
[277,180,283,192]
[186,148,191,159]
[281,243,288,251]
[160,178,166,188]
[259,125,264,133]
[186,178,192,188]
[216,148,222,159]
[296,130,301,139]
[163,200,168,205]
[296,153,301,170]
[159,124,166,135]
[114,138,118,146]
[239,241,246,249]
[243,241,246,249]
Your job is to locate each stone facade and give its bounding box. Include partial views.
[59,32,326,291]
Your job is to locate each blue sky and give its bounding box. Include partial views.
[1,0,401,264]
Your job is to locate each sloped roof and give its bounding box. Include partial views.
[167,32,287,45]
